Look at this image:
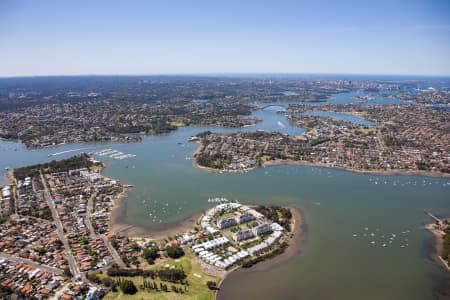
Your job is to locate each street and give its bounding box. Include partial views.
[40,172,81,279]
[0,253,64,276]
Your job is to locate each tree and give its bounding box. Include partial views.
[206,281,217,290]
[133,260,140,269]
[111,282,118,292]
[157,268,186,282]
[129,241,141,252]
[54,240,63,250]
[63,266,72,277]
[165,245,184,259]
[119,279,138,295]
[102,277,113,287]
[86,273,101,284]
[143,247,159,264]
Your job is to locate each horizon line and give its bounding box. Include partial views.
[1,71,450,79]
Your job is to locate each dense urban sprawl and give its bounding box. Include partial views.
[194,104,449,175]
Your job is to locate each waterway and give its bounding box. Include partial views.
[0,91,449,300]
[305,111,376,126]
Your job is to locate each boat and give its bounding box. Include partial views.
[188,136,200,142]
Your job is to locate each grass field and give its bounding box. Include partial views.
[351,126,376,135]
[103,252,219,300]
[168,121,186,127]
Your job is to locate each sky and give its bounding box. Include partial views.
[0,0,449,77]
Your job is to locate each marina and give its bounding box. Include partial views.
[48,147,90,157]
[0,90,449,300]
[0,1,449,298]
[94,148,137,160]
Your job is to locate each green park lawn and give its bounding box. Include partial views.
[103,251,219,300]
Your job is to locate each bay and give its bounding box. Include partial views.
[0,92,449,300]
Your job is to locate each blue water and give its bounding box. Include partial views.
[305,111,376,126]
[282,91,299,96]
[0,88,449,300]
[326,90,403,105]
[191,99,209,103]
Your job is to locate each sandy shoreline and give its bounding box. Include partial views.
[215,205,305,300]
[109,192,202,240]
[107,179,305,300]
[101,154,202,240]
[191,142,223,174]
[110,215,201,240]
[425,223,450,272]
[5,170,15,185]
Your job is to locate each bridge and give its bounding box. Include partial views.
[260,104,288,110]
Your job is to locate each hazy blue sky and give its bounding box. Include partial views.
[1,0,449,76]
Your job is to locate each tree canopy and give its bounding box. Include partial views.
[165,245,184,259]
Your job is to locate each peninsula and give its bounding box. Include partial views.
[193,104,449,177]
[0,155,298,300]
[425,214,450,271]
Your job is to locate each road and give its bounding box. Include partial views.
[86,191,126,267]
[100,233,126,268]
[85,192,98,238]
[0,253,64,276]
[40,172,81,279]
[50,282,72,300]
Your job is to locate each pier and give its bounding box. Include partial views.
[425,211,442,224]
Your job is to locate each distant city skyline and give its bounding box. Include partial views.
[1,0,449,77]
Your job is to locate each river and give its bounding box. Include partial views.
[0,91,449,300]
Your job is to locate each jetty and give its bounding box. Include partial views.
[48,148,89,157]
[425,211,442,224]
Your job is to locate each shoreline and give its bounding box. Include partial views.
[107,178,305,300]
[263,159,450,178]
[5,170,15,185]
[425,223,450,272]
[192,143,450,178]
[100,157,202,240]
[109,192,202,240]
[191,141,223,174]
[215,205,305,300]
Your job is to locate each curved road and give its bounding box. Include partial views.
[86,192,126,267]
